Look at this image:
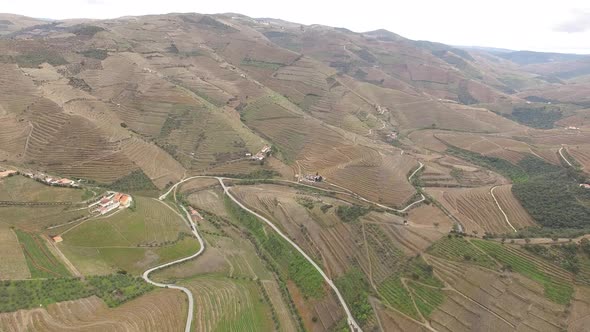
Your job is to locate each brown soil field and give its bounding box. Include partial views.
[566,145,590,170]
[0,290,186,332]
[568,287,590,332]
[362,209,451,256]
[186,188,229,218]
[427,256,569,331]
[427,186,527,234]
[120,138,185,189]
[262,279,298,332]
[526,130,590,146]
[436,133,531,164]
[242,93,416,207]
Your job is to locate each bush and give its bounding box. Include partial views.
[336,205,370,223]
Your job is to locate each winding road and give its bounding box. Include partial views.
[216,177,362,331]
[153,161,427,332]
[141,202,205,332]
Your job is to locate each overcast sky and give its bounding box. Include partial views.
[3,0,590,53]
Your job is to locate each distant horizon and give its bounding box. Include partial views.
[2,0,590,54]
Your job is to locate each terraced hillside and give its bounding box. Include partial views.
[2,10,590,332]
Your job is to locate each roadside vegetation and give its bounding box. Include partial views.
[334,268,373,326]
[224,196,325,299]
[0,274,153,313]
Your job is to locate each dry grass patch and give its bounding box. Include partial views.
[0,224,30,279]
[0,289,186,332]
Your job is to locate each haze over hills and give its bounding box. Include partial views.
[1,11,590,332]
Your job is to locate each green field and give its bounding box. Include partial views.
[403,256,445,288]
[14,229,70,278]
[472,240,574,304]
[335,268,374,326]
[183,275,274,332]
[62,197,200,275]
[63,235,200,276]
[0,274,153,313]
[64,197,186,247]
[377,275,419,320]
[407,282,445,318]
[428,236,498,269]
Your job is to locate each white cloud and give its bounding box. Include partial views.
[554,10,590,33]
[2,0,590,53]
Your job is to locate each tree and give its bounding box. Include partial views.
[580,238,590,255]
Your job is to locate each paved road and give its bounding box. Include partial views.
[216,177,363,332]
[141,203,205,332]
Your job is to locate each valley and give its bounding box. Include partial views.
[0,10,590,332]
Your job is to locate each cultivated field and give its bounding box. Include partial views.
[0,224,30,279]
[425,250,572,331]
[14,229,70,278]
[61,197,199,275]
[0,290,186,332]
[183,276,273,332]
[427,186,533,234]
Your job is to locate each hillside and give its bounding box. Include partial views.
[1,11,590,332]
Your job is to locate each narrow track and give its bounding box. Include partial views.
[490,186,517,233]
[559,146,573,167]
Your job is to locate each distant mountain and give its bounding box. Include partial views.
[495,50,588,65]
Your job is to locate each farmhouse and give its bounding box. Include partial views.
[98,200,120,215]
[302,173,323,182]
[251,145,272,161]
[94,192,133,215]
[580,183,590,189]
[119,194,132,208]
[51,235,63,243]
[98,197,112,207]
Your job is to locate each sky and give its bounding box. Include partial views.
[3,0,590,53]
